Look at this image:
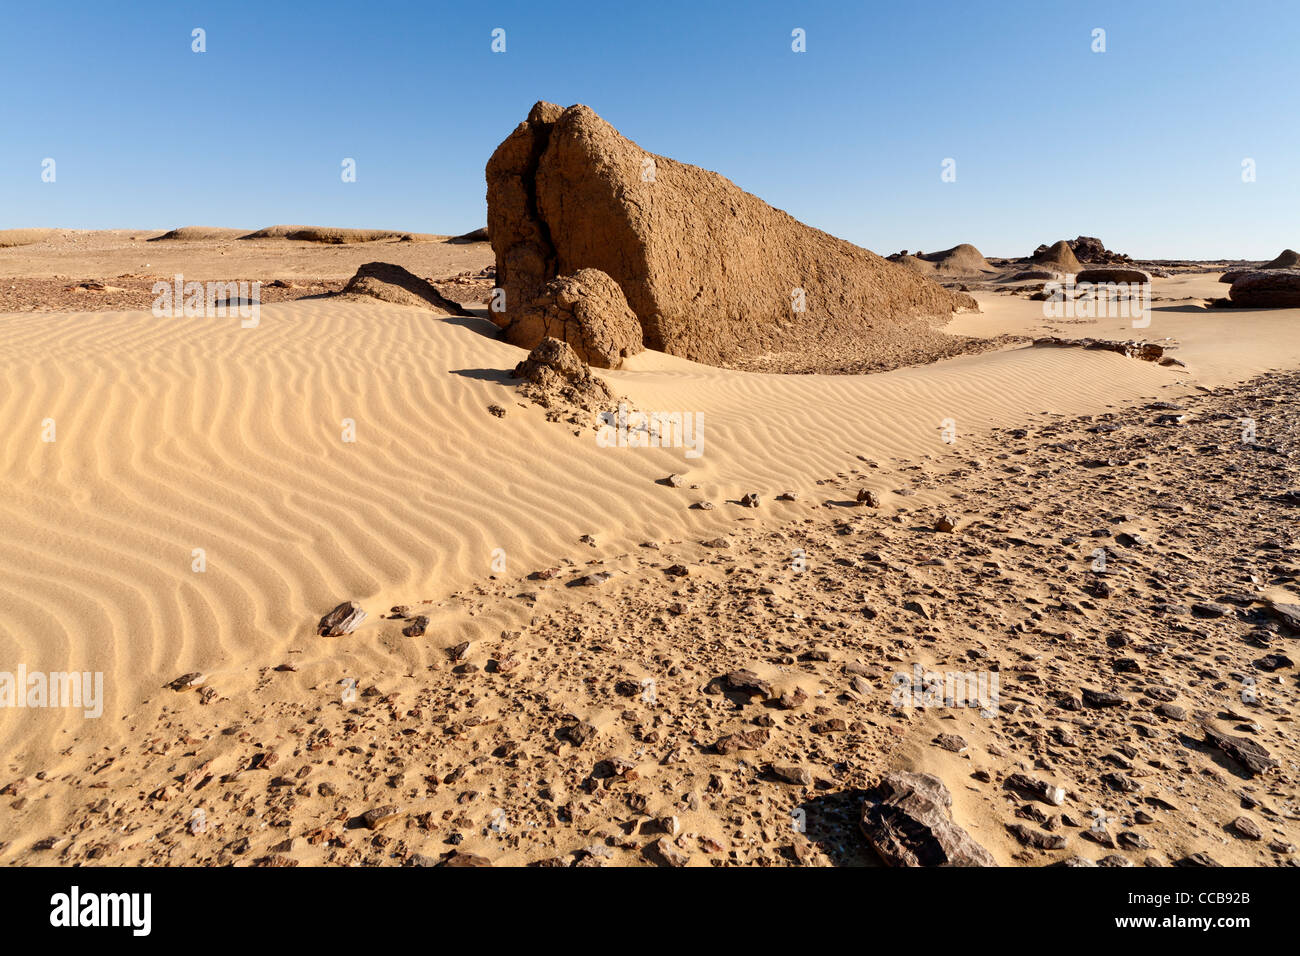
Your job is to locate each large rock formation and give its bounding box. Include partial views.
[505,268,643,369]
[487,102,976,371]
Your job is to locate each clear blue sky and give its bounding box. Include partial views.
[1,0,1296,259]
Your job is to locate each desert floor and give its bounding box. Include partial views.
[0,233,1296,866]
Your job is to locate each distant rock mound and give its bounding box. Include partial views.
[148,227,250,242]
[242,226,437,243]
[1030,240,1083,274]
[506,268,643,369]
[1228,269,1300,308]
[921,243,993,274]
[487,102,976,372]
[1262,248,1300,269]
[891,243,992,276]
[1220,250,1299,283]
[340,262,471,315]
[448,227,490,244]
[1068,236,1131,265]
[1000,268,1060,283]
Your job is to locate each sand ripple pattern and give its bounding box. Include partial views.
[0,301,1170,761]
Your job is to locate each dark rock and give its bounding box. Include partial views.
[860,772,996,867]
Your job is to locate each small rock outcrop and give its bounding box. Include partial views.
[1228,269,1300,307]
[512,336,615,419]
[506,268,644,369]
[1068,236,1132,264]
[860,771,996,866]
[340,262,471,315]
[447,227,489,244]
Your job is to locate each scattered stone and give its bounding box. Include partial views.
[1006,823,1067,850]
[318,601,367,637]
[1202,724,1278,776]
[1230,815,1262,840]
[166,673,205,692]
[360,805,401,830]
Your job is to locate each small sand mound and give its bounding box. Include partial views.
[340,262,472,314]
[507,268,644,369]
[148,227,250,242]
[1030,240,1083,274]
[241,226,439,243]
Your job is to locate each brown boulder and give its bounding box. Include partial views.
[340,262,471,315]
[506,268,643,368]
[487,102,976,371]
[1229,269,1300,307]
[860,771,996,866]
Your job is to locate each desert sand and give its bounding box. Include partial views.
[2,227,1298,866]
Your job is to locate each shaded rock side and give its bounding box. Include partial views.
[488,102,976,368]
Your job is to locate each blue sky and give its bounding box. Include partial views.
[1,0,1296,258]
